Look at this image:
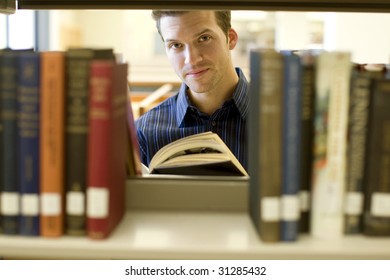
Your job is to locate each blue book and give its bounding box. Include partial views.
[1,50,23,235]
[17,51,41,236]
[280,51,302,241]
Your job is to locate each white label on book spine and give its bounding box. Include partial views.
[66,192,85,215]
[299,190,310,211]
[41,193,61,216]
[87,187,109,219]
[371,192,390,217]
[344,191,363,215]
[21,194,40,216]
[1,192,20,215]
[261,197,280,222]
[281,195,300,221]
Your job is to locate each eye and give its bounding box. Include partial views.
[198,35,211,42]
[168,42,183,49]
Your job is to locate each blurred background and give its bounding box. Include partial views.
[1,10,389,87]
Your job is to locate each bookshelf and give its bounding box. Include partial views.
[15,0,390,13]
[1,0,390,260]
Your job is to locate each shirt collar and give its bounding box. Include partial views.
[176,67,249,126]
[176,83,191,126]
[232,67,249,119]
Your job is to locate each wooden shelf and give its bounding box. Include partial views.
[17,0,390,12]
[1,210,390,259]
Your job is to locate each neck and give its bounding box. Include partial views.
[188,68,239,116]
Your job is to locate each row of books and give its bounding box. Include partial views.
[0,47,130,239]
[248,48,390,242]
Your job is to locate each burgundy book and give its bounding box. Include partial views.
[86,60,128,239]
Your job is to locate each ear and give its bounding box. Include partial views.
[228,28,238,50]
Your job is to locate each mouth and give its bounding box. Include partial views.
[185,68,209,78]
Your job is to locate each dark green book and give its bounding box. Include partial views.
[0,49,33,235]
[363,77,390,236]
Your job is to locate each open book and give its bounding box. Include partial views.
[145,132,248,176]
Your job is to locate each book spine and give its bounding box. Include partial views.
[0,51,20,234]
[0,51,5,234]
[87,61,127,239]
[126,95,142,176]
[311,52,351,239]
[363,78,390,236]
[298,55,316,233]
[18,51,40,236]
[40,52,66,237]
[249,49,283,242]
[344,71,371,234]
[281,53,302,242]
[64,50,93,236]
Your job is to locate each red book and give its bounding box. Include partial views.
[86,60,128,239]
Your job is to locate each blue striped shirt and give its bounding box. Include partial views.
[135,67,248,170]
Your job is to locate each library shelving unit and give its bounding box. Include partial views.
[1,0,390,260]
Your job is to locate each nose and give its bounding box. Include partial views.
[184,45,202,65]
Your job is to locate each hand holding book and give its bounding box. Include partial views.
[147,132,248,176]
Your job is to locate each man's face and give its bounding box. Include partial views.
[159,11,237,94]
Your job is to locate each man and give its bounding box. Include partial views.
[136,10,248,170]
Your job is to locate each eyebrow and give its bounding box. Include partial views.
[164,28,214,43]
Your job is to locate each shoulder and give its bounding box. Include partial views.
[135,93,179,127]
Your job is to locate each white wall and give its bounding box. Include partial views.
[329,12,390,63]
[275,12,310,51]
[0,15,6,48]
[6,10,35,49]
[273,11,390,63]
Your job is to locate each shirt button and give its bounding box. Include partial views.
[211,121,217,126]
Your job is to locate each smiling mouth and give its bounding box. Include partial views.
[186,69,208,78]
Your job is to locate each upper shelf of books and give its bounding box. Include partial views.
[16,0,390,13]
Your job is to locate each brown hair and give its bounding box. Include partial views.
[152,10,231,41]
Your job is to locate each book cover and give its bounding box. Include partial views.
[40,51,66,237]
[148,131,248,176]
[0,49,21,235]
[248,49,283,242]
[17,50,41,236]
[65,48,114,236]
[363,77,390,236]
[86,61,128,239]
[310,51,351,239]
[280,51,302,242]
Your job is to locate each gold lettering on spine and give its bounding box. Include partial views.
[67,60,89,133]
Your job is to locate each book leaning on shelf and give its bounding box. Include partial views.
[86,60,128,239]
[144,131,248,177]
